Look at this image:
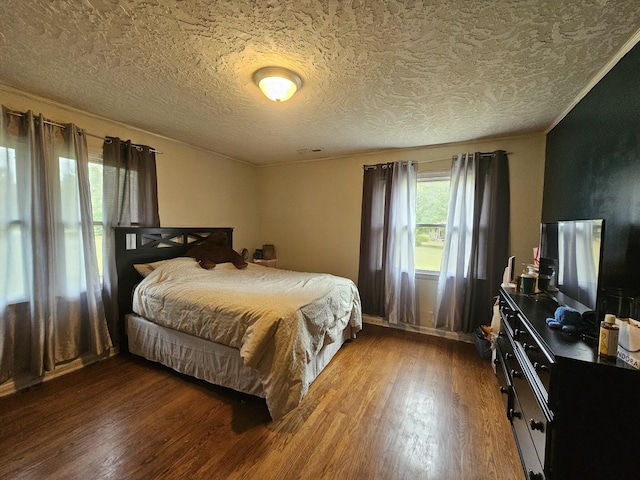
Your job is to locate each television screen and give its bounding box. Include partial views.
[539,219,604,312]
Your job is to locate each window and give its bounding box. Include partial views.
[88,150,104,278]
[415,170,450,272]
[0,145,28,301]
[0,146,105,304]
[58,155,86,295]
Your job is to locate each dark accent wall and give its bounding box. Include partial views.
[544,42,640,292]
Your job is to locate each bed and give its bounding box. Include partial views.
[115,227,362,420]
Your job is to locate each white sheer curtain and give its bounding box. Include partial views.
[434,153,476,332]
[434,151,510,332]
[0,106,112,386]
[386,162,417,324]
[358,161,417,324]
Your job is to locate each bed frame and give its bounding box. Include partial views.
[114,226,234,350]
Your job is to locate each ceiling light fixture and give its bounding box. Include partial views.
[253,67,302,102]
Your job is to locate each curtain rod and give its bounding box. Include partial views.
[6,111,163,154]
[365,151,514,169]
[417,151,513,164]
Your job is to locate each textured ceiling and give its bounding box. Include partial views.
[1,1,639,166]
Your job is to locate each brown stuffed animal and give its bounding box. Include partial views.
[186,231,248,269]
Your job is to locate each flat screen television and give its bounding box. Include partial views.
[538,219,605,312]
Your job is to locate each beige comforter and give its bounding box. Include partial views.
[132,257,362,419]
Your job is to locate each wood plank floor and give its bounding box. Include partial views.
[0,325,523,480]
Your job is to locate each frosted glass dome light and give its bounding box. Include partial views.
[253,67,302,102]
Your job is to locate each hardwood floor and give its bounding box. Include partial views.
[0,325,523,480]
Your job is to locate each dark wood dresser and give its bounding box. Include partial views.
[495,286,640,480]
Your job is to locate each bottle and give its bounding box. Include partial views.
[598,314,619,359]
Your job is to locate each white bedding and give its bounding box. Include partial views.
[132,257,362,419]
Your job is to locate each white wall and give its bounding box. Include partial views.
[0,85,261,252]
[258,134,547,331]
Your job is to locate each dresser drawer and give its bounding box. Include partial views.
[522,342,552,394]
[511,390,546,480]
[499,298,519,333]
[494,344,512,413]
[512,365,550,468]
[499,333,524,385]
[512,315,554,400]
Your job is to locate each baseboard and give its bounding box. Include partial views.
[0,347,119,398]
[363,314,474,343]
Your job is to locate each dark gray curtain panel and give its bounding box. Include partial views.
[102,137,160,345]
[358,164,391,317]
[102,138,160,227]
[465,150,510,331]
[358,161,417,324]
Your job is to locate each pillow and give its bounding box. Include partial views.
[133,259,173,277]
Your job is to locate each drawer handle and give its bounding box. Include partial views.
[505,352,513,360]
[510,369,522,378]
[514,328,522,338]
[499,386,508,395]
[524,343,538,352]
[534,362,549,372]
[529,419,545,432]
[528,471,543,480]
[509,408,521,419]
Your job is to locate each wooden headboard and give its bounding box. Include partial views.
[114,227,234,350]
